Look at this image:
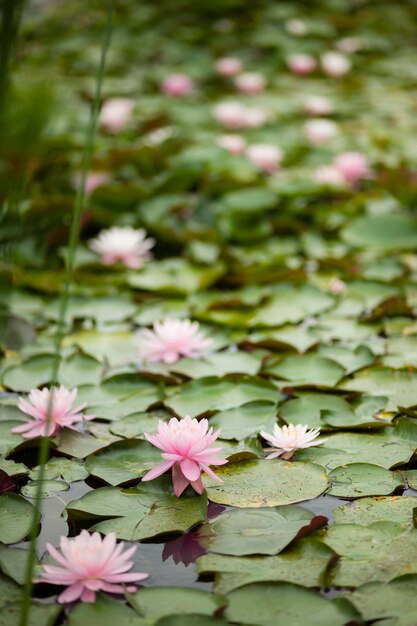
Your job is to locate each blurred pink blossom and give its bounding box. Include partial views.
[73,171,110,196]
[137,319,212,364]
[321,51,351,77]
[213,102,267,129]
[161,74,194,96]
[285,18,307,36]
[12,386,93,439]
[303,119,338,145]
[215,56,242,77]
[334,151,370,184]
[303,95,334,116]
[314,165,345,187]
[36,530,148,603]
[217,134,247,155]
[89,226,154,269]
[336,37,363,54]
[99,98,134,132]
[234,72,266,95]
[287,54,316,75]
[246,144,283,173]
[142,415,227,497]
[329,277,347,295]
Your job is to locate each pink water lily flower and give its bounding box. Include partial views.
[303,119,338,145]
[99,98,134,132]
[234,72,266,95]
[12,386,93,439]
[287,54,316,75]
[89,226,154,269]
[215,56,242,77]
[321,51,351,77]
[217,134,247,155]
[213,102,267,129]
[304,95,334,116]
[261,423,327,460]
[246,144,283,173]
[161,73,194,97]
[285,18,307,36]
[314,165,345,187]
[333,151,371,185]
[142,415,228,496]
[36,530,148,603]
[137,319,212,364]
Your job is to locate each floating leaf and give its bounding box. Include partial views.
[328,463,405,498]
[85,439,162,485]
[198,506,318,556]
[224,582,360,626]
[129,587,226,622]
[0,494,39,544]
[203,460,328,507]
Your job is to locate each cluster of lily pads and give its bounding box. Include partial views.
[2,0,417,625]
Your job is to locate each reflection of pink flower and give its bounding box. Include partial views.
[215,57,242,77]
[213,102,267,129]
[12,386,93,439]
[329,277,346,295]
[321,51,351,77]
[36,530,148,604]
[137,319,212,364]
[285,19,307,36]
[334,151,370,184]
[336,37,363,54]
[303,119,338,145]
[162,532,206,567]
[314,165,344,187]
[142,416,228,497]
[89,226,154,269]
[304,95,334,116]
[261,423,327,460]
[217,134,246,155]
[100,98,134,132]
[161,74,194,97]
[287,54,316,75]
[246,144,283,173]
[234,72,265,95]
[73,172,110,196]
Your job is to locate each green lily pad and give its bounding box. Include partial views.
[342,214,417,251]
[0,494,40,544]
[224,582,361,626]
[198,506,317,556]
[128,259,224,295]
[67,481,207,541]
[251,285,334,328]
[68,594,145,626]
[324,521,417,586]
[328,463,405,498]
[349,575,417,626]
[209,401,277,441]
[333,496,417,528]
[166,376,279,418]
[85,439,162,485]
[297,431,414,469]
[198,539,335,593]
[129,587,226,622]
[203,459,329,507]
[266,354,345,388]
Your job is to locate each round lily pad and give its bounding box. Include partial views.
[203,459,329,507]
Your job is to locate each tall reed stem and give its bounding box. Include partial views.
[19,2,115,624]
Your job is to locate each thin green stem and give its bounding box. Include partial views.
[19,2,115,625]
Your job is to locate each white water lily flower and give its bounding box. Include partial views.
[89,226,154,269]
[260,423,327,460]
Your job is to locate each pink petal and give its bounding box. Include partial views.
[57,582,85,604]
[141,460,174,482]
[180,458,201,482]
[172,463,190,497]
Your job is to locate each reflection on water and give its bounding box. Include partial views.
[17,482,362,591]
